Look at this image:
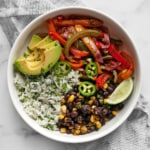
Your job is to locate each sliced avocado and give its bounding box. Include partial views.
[34,35,52,48]
[28,35,42,48]
[25,35,52,62]
[14,41,62,76]
[40,40,60,49]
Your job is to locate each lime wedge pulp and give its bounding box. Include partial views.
[107,77,134,105]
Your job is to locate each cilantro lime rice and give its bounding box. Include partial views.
[14,70,80,130]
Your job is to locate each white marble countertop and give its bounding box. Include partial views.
[0,0,150,149]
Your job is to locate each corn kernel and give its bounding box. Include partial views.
[72,107,77,111]
[77,93,80,97]
[104,117,109,121]
[59,114,65,120]
[68,126,74,130]
[61,98,65,104]
[80,125,88,134]
[112,111,118,116]
[92,105,96,109]
[95,115,100,121]
[67,95,75,103]
[73,129,80,135]
[90,96,96,100]
[88,100,93,105]
[78,95,84,99]
[90,115,95,123]
[95,121,102,129]
[103,83,108,89]
[75,124,81,129]
[61,105,67,113]
[60,128,67,133]
[103,98,108,104]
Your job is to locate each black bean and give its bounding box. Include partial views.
[98,89,104,95]
[85,115,90,122]
[64,117,72,123]
[94,107,103,115]
[67,130,71,134]
[117,103,124,110]
[76,98,83,102]
[102,108,108,116]
[70,120,75,126]
[71,111,78,118]
[63,122,70,127]
[93,100,99,106]
[107,86,114,93]
[74,124,80,129]
[100,118,105,125]
[107,112,114,119]
[57,121,63,128]
[87,125,96,133]
[73,86,78,92]
[74,102,82,109]
[67,103,73,111]
[66,110,71,117]
[65,93,71,100]
[111,103,124,111]
[70,91,77,96]
[81,105,92,115]
[103,90,110,98]
[76,115,84,124]
[109,82,116,89]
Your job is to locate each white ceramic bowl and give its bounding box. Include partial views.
[7,7,141,143]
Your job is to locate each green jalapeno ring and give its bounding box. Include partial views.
[54,61,71,77]
[64,29,101,59]
[85,62,98,78]
[78,81,96,97]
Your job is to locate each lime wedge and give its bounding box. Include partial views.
[106,77,134,105]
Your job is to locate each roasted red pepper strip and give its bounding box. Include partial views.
[60,53,66,61]
[49,31,89,59]
[47,20,56,32]
[68,60,84,70]
[96,33,110,49]
[105,60,121,71]
[70,47,89,58]
[59,49,66,61]
[108,44,130,69]
[96,73,110,88]
[118,51,134,80]
[49,31,66,45]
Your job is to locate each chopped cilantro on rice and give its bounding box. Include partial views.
[14,70,80,130]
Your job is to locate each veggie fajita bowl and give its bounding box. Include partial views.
[7,7,141,143]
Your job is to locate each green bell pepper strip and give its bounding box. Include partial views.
[85,62,98,78]
[64,29,100,60]
[54,61,71,77]
[78,81,96,97]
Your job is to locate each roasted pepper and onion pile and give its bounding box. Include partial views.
[14,15,134,135]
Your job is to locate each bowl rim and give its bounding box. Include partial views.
[7,6,142,143]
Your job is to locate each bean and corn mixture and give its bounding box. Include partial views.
[14,14,134,135]
[58,86,124,135]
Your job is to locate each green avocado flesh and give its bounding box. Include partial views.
[14,35,62,76]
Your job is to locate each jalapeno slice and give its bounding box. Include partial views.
[78,81,96,97]
[54,61,71,77]
[85,62,98,78]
